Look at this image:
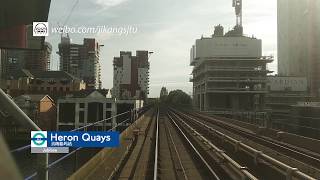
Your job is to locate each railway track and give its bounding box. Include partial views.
[110,108,224,180]
[169,108,319,180]
[105,107,318,180]
[153,108,217,180]
[190,111,320,168]
[151,108,266,180]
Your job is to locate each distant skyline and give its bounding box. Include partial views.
[46,0,277,97]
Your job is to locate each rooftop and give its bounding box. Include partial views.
[14,94,54,103]
[7,69,80,80]
[65,89,110,98]
[31,71,79,80]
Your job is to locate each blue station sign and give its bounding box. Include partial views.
[31,131,120,148]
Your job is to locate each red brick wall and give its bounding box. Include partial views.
[38,97,56,130]
[0,25,26,48]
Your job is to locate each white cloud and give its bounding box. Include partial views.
[94,0,128,8]
[48,0,278,97]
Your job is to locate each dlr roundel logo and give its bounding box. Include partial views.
[31,131,47,147]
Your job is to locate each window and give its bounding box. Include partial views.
[53,87,57,91]
[48,80,56,85]
[66,87,70,91]
[46,87,50,91]
[60,87,63,91]
[105,103,112,108]
[79,111,84,123]
[8,57,17,64]
[106,111,111,119]
[80,103,85,108]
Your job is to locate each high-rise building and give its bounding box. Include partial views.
[113,51,150,100]
[0,49,24,77]
[58,35,102,89]
[0,42,51,80]
[278,0,320,96]
[24,42,52,71]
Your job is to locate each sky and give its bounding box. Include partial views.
[46,0,277,98]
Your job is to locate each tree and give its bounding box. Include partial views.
[166,89,192,107]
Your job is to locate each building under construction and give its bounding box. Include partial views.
[190,0,273,116]
[58,35,102,89]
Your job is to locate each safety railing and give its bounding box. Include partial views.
[10,105,150,180]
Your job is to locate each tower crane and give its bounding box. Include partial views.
[232,0,242,27]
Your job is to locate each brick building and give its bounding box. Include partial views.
[14,94,56,130]
[0,94,56,140]
[3,69,86,98]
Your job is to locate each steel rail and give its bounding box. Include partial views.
[167,113,222,180]
[191,111,320,168]
[169,112,255,180]
[165,114,189,180]
[153,108,159,180]
[172,109,317,180]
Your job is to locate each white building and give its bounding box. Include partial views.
[57,90,143,131]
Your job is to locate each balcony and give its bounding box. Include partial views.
[206,86,268,94]
[206,66,270,72]
[198,56,274,63]
[207,77,267,83]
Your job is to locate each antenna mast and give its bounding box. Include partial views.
[232,0,242,26]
